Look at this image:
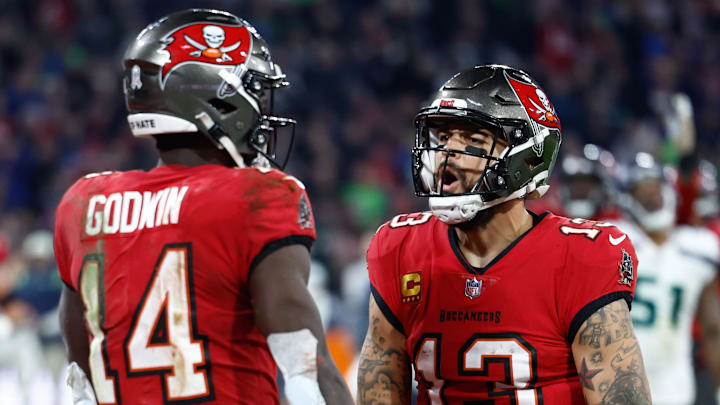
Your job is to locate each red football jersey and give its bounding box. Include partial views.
[367,211,638,405]
[54,164,316,405]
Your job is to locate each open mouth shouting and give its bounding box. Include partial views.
[438,165,465,194]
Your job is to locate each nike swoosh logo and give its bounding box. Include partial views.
[609,234,627,246]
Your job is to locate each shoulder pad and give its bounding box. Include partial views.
[382,212,433,231]
[557,217,619,242]
[555,217,637,270]
[372,212,435,257]
[82,170,115,179]
[243,167,306,190]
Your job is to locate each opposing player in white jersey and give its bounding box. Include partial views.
[614,152,719,405]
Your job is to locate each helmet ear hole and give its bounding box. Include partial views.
[525,156,544,170]
[207,98,238,114]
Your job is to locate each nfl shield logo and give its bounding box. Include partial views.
[465,277,482,299]
[130,65,143,90]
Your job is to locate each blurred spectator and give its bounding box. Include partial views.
[11,230,65,384]
[0,231,51,405]
[339,231,375,349]
[13,230,61,319]
[0,0,719,403]
[613,152,719,405]
[0,0,718,287]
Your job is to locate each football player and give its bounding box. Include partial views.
[697,275,720,404]
[674,157,720,403]
[613,152,719,405]
[688,160,720,403]
[558,144,621,221]
[358,65,651,404]
[677,158,720,230]
[54,9,353,405]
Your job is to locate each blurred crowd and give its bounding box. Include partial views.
[1,0,719,403]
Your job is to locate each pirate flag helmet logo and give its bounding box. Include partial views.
[123,9,298,170]
[158,23,252,90]
[505,74,561,130]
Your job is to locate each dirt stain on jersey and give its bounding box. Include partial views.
[248,198,268,212]
[64,191,90,240]
[173,256,184,330]
[172,342,187,390]
[243,171,296,212]
[88,238,106,260]
[175,250,184,278]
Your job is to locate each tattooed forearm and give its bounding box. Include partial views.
[599,361,651,405]
[357,315,411,405]
[573,299,652,405]
[579,358,603,390]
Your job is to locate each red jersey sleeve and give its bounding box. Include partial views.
[243,169,316,281]
[53,176,93,290]
[556,219,638,344]
[366,222,407,335]
[54,198,73,289]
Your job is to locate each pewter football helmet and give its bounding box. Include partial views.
[412,65,562,223]
[123,9,295,168]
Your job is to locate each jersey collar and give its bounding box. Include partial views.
[448,210,549,275]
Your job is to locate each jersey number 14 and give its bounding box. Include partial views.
[80,244,212,404]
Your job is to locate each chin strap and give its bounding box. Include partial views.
[217,135,247,168]
[195,112,246,168]
[429,195,487,224]
[429,171,550,224]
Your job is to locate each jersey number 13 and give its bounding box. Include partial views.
[414,333,541,404]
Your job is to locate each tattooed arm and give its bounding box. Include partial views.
[571,298,652,405]
[357,294,412,405]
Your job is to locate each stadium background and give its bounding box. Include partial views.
[0,0,719,403]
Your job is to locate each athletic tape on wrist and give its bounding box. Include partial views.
[267,329,326,405]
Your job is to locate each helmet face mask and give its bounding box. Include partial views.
[411,65,562,223]
[238,69,297,168]
[414,114,528,198]
[123,9,296,169]
[692,160,720,219]
[558,144,617,219]
[562,176,605,219]
[618,152,677,232]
